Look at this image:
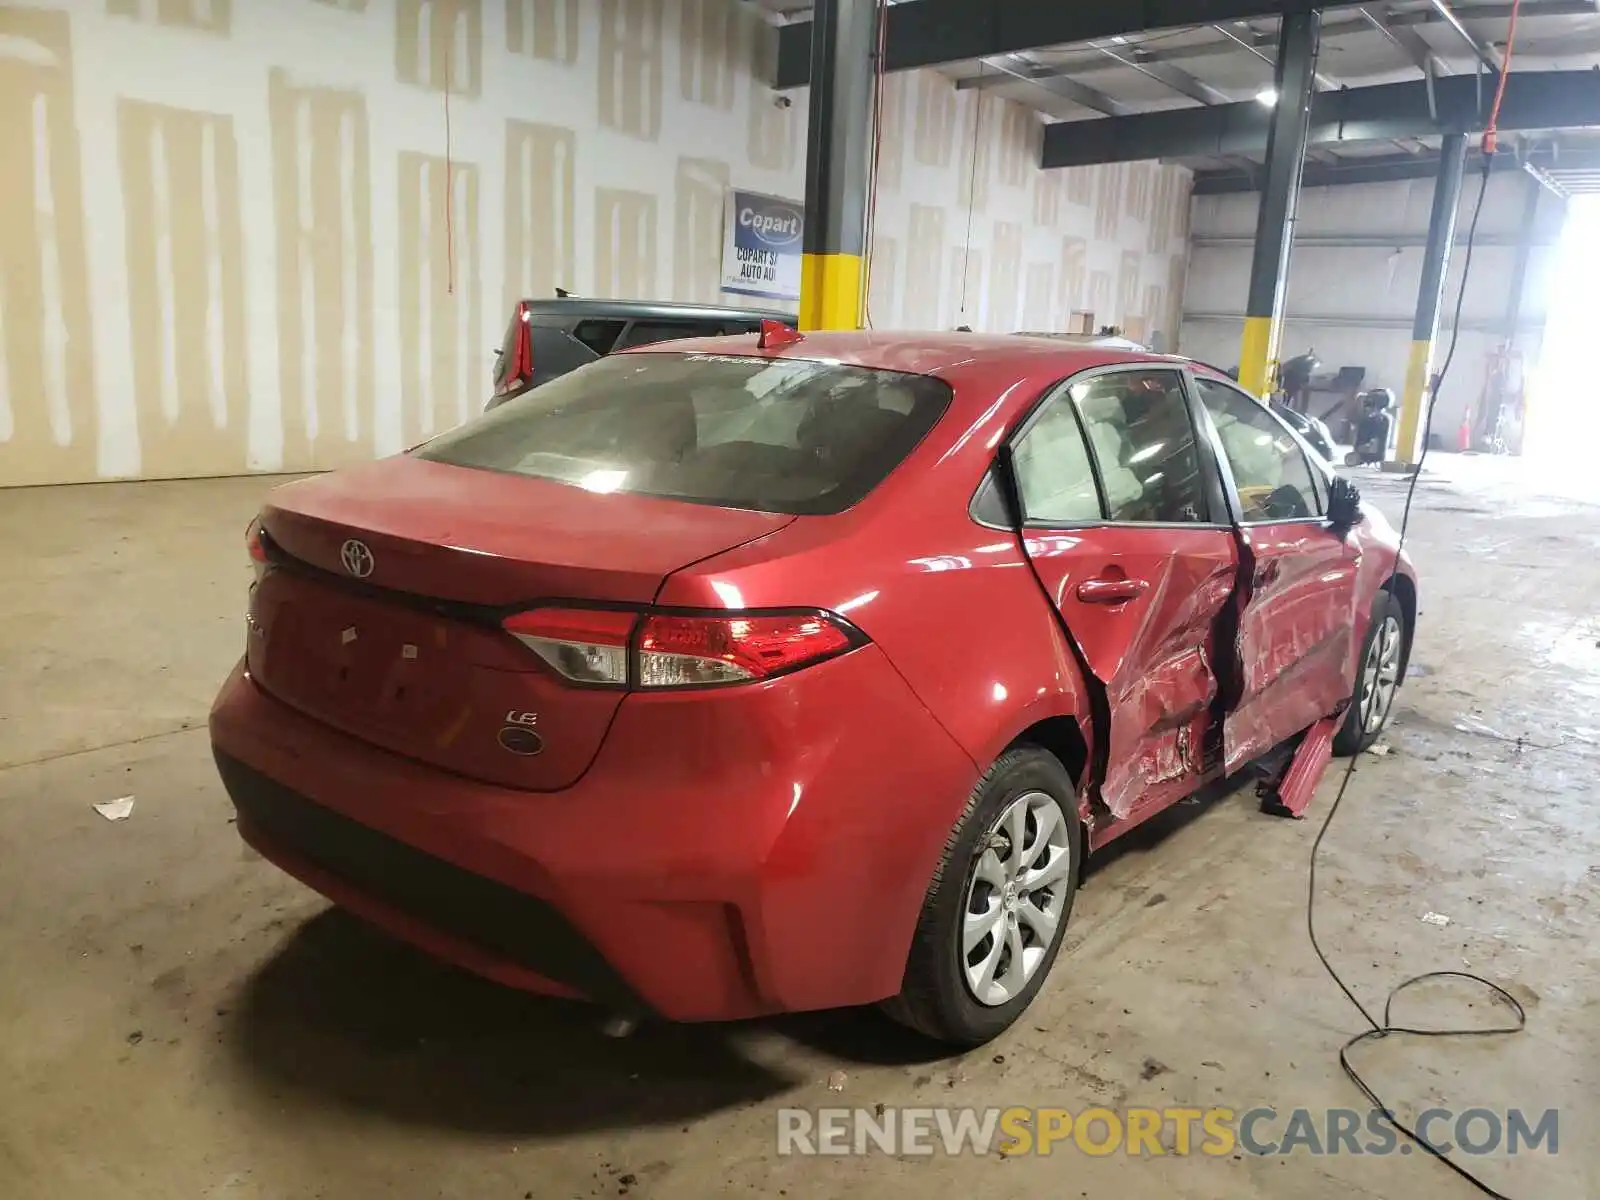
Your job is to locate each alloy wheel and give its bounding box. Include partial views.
[1360,614,1403,734]
[960,790,1073,1007]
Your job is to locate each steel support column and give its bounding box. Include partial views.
[799,0,876,331]
[1393,132,1468,465]
[1238,12,1320,398]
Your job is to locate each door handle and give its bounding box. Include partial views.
[1076,577,1150,604]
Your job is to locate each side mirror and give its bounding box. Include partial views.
[1327,475,1362,534]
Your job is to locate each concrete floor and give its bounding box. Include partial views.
[1,459,1596,1199]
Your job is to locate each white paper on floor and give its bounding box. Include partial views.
[92,796,135,821]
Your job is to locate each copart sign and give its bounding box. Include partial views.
[722,189,804,302]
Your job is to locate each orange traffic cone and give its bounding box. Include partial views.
[1458,409,1473,452]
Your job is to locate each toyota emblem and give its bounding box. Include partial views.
[340,539,375,578]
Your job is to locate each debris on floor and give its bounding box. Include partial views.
[1420,911,1452,927]
[1366,742,1393,757]
[826,1069,848,1092]
[92,796,135,821]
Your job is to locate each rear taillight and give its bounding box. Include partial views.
[637,612,853,687]
[246,518,269,583]
[502,607,860,689]
[495,302,534,397]
[504,608,634,686]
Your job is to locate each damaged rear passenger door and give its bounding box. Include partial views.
[1008,367,1239,826]
[1190,375,1361,772]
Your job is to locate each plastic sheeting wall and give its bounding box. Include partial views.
[1179,171,1563,442]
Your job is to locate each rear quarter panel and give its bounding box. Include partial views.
[654,362,1096,783]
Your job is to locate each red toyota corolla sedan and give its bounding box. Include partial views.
[210,331,1416,1046]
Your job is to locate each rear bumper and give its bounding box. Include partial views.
[217,751,639,1009]
[209,647,977,1021]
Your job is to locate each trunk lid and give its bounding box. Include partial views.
[249,456,792,790]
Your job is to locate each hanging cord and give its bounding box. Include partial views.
[443,55,456,295]
[1482,0,1522,156]
[958,63,984,321]
[861,0,889,329]
[1304,13,1529,1197]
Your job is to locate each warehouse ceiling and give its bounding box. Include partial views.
[758,1,1600,188]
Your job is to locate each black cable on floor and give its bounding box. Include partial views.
[1305,152,1530,1200]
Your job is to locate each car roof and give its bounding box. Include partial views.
[623,329,1195,399]
[1012,332,1150,352]
[517,296,795,322]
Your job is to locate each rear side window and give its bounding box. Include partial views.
[1195,377,1324,520]
[1012,390,1101,524]
[417,352,951,515]
[1070,369,1207,523]
[571,319,626,355]
[614,320,724,350]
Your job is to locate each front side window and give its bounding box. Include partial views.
[1011,388,1102,524]
[417,352,950,515]
[1070,369,1208,523]
[1195,377,1324,521]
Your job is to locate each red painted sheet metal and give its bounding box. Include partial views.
[1261,715,1339,819]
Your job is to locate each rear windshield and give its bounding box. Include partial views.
[416,352,951,515]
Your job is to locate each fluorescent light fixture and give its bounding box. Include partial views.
[1255,87,1278,106]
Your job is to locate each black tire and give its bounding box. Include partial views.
[1333,590,1407,757]
[883,746,1083,1046]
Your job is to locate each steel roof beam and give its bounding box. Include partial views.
[1424,0,1503,73]
[956,54,1133,116]
[774,0,1363,89]
[1090,42,1232,105]
[1193,142,1600,192]
[1360,4,1450,74]
[1042,68,1600,168]
[945,2,1589,86]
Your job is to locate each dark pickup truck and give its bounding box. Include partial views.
[489,296,796,409]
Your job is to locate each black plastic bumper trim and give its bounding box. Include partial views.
[214,750,647,1014]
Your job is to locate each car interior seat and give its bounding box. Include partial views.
[796,386,909,478]
[1078,387,1145,517]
